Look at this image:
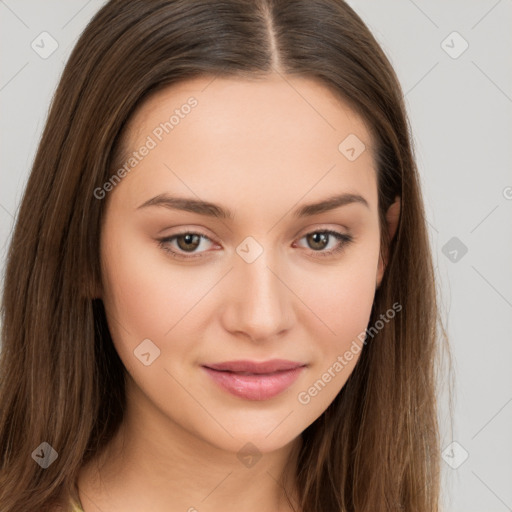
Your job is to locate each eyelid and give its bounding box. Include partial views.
[157,229,218,259]
[157,225,353,260]
[293,229,353,258]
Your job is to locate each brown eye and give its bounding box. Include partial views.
[175,233,201,252]
[296,230,354,258]
[306,232,330,251]
[157,231,216,260]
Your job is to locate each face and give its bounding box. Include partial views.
[99,74,383,455]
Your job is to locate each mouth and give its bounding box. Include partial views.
[201,359,307,401]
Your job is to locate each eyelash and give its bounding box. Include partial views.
[157,229,354,261]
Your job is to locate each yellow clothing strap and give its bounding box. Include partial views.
[70,498,84,512]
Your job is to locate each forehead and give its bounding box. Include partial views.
[113,74,378,216]
[127,74,372,148]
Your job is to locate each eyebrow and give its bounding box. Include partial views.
[136,192,369,219]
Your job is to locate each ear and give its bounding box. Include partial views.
[376,196,401,288]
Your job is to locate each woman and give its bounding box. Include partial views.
[0,1,449,510]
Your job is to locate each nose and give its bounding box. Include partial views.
[220,246,295,343]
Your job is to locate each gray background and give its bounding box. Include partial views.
[1,1,511,510]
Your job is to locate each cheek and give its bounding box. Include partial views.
[293,236,379,400]
[99,222,198,363]
[300,237,380,344]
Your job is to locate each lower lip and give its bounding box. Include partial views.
[202,366,306,401]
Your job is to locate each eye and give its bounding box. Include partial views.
[294,229,353,258]
[157,228,353,261]
[157,231,217,260]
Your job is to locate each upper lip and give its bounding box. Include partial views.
[203,359,306,374]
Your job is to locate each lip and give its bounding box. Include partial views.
[202,359,307,401]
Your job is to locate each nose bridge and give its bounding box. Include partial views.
[222,236,294,341]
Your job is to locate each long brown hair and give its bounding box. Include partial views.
[0,1,450,510]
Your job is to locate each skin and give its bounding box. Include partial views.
[77,73,400,512]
